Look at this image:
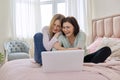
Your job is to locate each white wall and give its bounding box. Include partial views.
[92,0,120,19]
[0,0,11,53]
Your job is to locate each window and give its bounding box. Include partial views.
[40,0,65,28]
[12,0,85,38]
[12,0,65,38]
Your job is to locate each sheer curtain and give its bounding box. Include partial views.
[84,0,92,45]
[65,0,85,31]
[11,0,41,39]
[11,0,87,39]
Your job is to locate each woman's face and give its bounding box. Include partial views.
[62,22,74,37]
[52,20,61,33]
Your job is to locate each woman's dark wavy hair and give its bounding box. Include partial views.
[61,16,80,36]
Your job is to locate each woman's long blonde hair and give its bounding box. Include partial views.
[49,14,65,39]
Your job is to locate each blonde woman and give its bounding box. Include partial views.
[34,14,65,64]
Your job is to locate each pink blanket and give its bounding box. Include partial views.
[0,59,120,80]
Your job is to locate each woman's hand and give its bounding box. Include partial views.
[53,41,61,49]
[53,41,81,50]
[54,32,61,38]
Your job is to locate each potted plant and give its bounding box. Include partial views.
[0,52,4,64]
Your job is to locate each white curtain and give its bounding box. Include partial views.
[84,0,93,45]
[11,0,87,39]
[11,0,41,39]
[65,0,85,32]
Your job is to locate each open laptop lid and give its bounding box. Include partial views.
[41,50,84,72]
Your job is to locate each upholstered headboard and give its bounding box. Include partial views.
[92,14,120,42]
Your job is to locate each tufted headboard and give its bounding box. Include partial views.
[92,14,120,42]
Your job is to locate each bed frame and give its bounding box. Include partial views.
[92,14,120,42]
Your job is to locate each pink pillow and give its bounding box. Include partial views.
[87,37,103,53]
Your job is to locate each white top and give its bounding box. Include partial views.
[42,26,58,51]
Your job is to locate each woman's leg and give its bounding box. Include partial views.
[84,52,96,62]
[84,46,111,63]
[34,33,46,64]
[90,46,111,63]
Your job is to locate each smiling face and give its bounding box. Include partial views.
[52,20,61,33]
[62,22,74,38]
[49,14,65,38]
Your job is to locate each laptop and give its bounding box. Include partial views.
[41,50,84,72]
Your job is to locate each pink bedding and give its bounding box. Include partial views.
[0,59,120,80]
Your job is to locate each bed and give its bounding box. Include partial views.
[1,14,120,80]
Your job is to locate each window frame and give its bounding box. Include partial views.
[40,0,65,15]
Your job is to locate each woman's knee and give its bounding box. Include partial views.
[34,33,43,41]
[103,46,111,51]
[102,46,111,55]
